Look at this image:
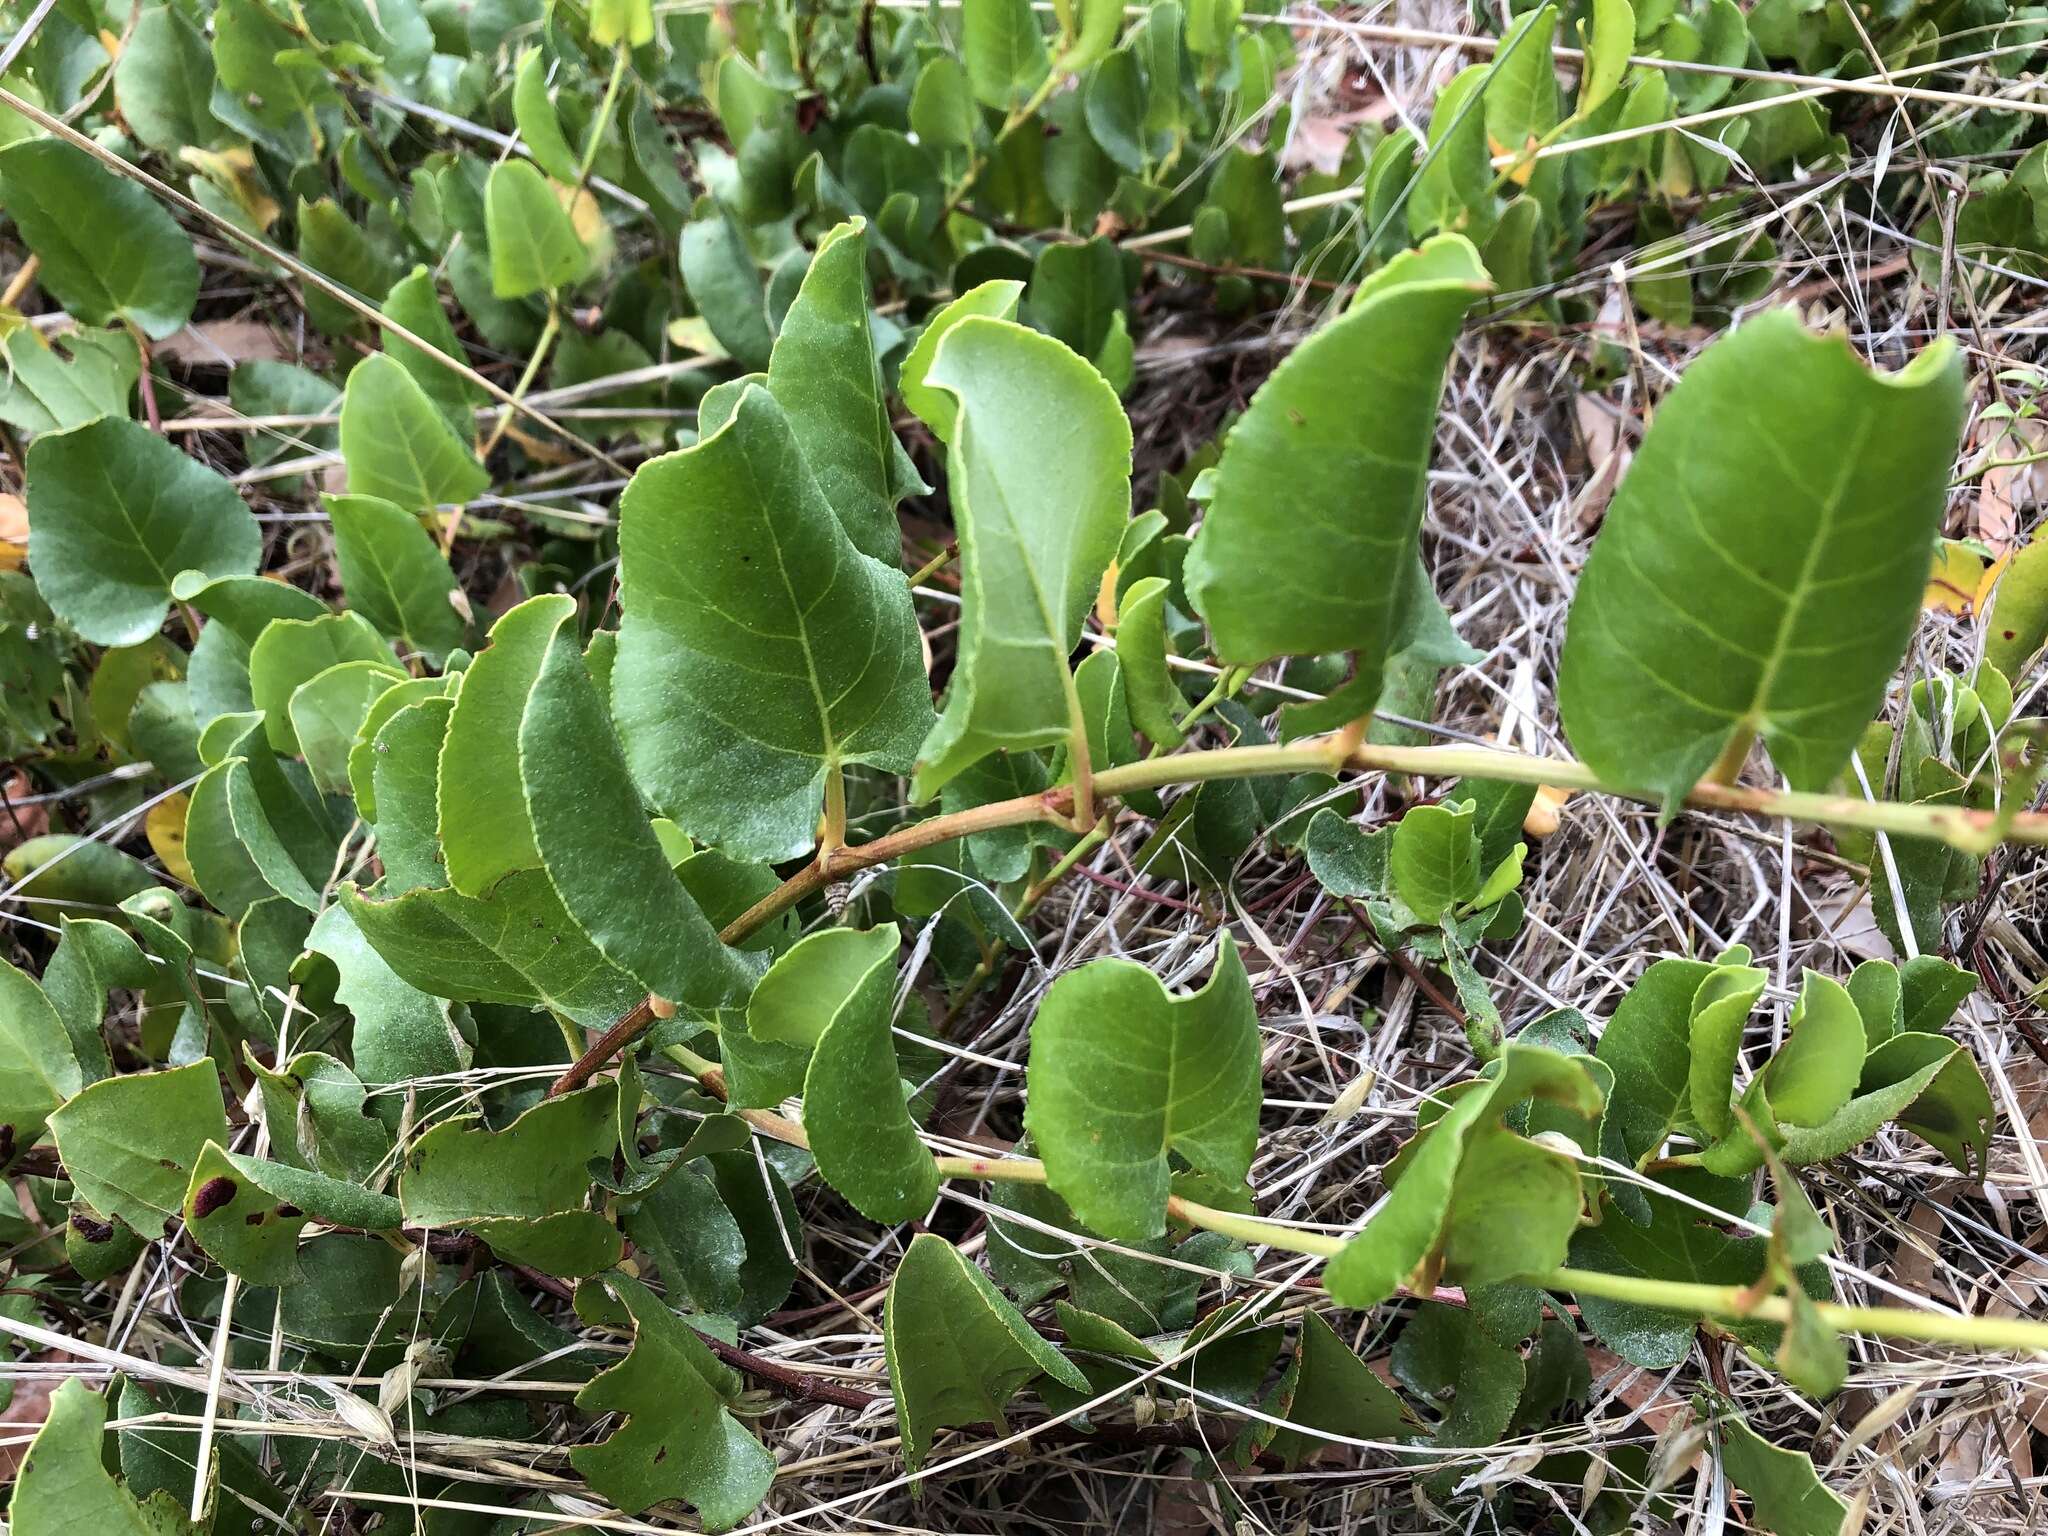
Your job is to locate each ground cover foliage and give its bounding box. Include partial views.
[3,0,2048,1532]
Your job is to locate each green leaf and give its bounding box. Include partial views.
[909,315,1131,798]
[1559,313,1966,806]
[1714,1401,1849,1536]
[341,875,644,1026]
[680,213,773,371]
[339,352,490,515]
[1055,0,1125,75]
[764,219,924,563]
[612,387,932,859]
[1325,1044,1601,1307]
[485,160,590,298]
[399,1087,622,1276]
[25,418,261,646]
[1758,972,1866,1127]
[1405,66,1497,241]
[249,1049,390,1183]
[1686,960,1767,1140]
[0,327,139,435]
[246,610,395,755]
[1389,801,1481,921]
[1595,954,1718,1160]
[296,198,396,336]
[964,0,1052,109]
[900,281,1025,443]
[1577,0,1636,117]
[289,661,406,794]
[381,266,486,433]
[12,1380,202,1536]
[0,139,198,338]
[1183,237,1489,734]
[50,1061,229,1239]
[327,492,467,662]
[1024,939,1258,1240]
[510,595,764,1009]
[512,48,580,183]
[183,1141,401,1285]
[0,958,82,1166]
[306,902,472,1086]
[115,5,220,156]
[570,1272,774,1529]
[883,1231,1088,1472]
[1115,575,1185,745]
[589,0,655,46]
[1392,1303,1525,1461]
[1266,1311,1414,1467]
[772,925,940,1222]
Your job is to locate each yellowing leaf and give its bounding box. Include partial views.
[145,791,194,885]
[1923,538,1984,615]
[0,491,25,571]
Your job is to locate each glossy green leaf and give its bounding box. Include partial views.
[884,1232,1088,1472]
[1559,313,1966,806]
[1389,801,1480,921]
[0,139,198,338]
[327,493,467,662]
[115,5,220,156]
[339,352,490,514]
[1183,237,1489,733]
[288,661,406,795]
[570,1272,774,1528]
[381,265,486,433]
[26,418,260,646]
[1024,939,1258,1240]
[399,1087,621,1275]
[1405,66,1496,240]
[486,160,590,298]
[50,1061,229,1239]
[1115,575,1185,745]
[909,315,1131,798]
[183,1141,401,1285]
[612,387,932,859]
[1686,958,1767,1140]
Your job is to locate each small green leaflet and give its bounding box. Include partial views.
[1712,1398,1849,1536]
[399,1087,622,1276]
[1264,1311,1414,1467]
[1559,312,1966,808]
[898,279,1024,442]
[570,1272,774,1530]
[907,315,1132,799]
[1183,236,1489,734]
[1024,939,1259,1240]
[512,48,579,183]
[963,0,1052,109]
[50,1061,230,1239]
[883,1232,1088,1471]
[26,418,261,647]
[611,387,931,860]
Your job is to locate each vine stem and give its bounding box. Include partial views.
[662,1049,2048,1356]
[549,728,2048,1097]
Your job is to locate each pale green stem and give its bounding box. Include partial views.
[477,301,562,463]
[661,1043,2048,1355]
[576,44,630,189]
